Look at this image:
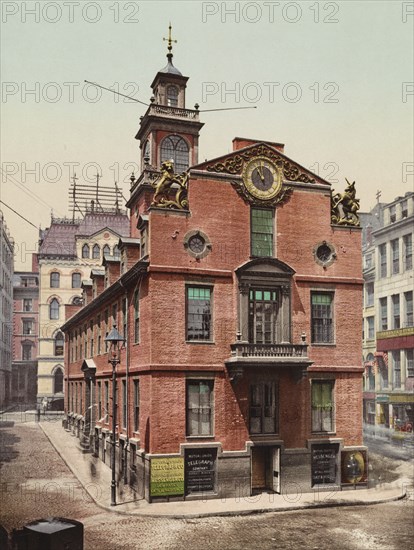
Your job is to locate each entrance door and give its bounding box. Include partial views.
[272,447,281,494]
[251,447,267,492]
[251,446,281,494]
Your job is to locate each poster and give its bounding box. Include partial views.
[185,448,217,493]
[150,457,184,497]
[311,444,338,486]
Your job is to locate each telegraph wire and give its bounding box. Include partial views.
[0,200,38,229]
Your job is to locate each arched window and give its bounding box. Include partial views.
[72,272,81,288]
[103,245,111,257]
[143,140,150,162]
[92,244,100,259]
[50,272,60,288]
[113,245,120,258]
[55,331,64,356]
[160,135,189,173]
[54,367,64,393]
[82,244,90,259]
[167,85,178,107]
[49,298,60,320]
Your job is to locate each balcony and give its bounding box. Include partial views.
[147,103,200,120]
[226,339,313,383]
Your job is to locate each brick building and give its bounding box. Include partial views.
[0,210,14,408]
[11,258,39,404]
[62,39,366,502]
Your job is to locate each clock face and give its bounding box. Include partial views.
[243,157,282,200]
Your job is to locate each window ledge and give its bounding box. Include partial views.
[186,340,215,345]
[311,432,337,437]
[186,435,215,440]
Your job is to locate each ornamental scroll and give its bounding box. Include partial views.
[331,179,360,226]
[205,144,316,184]
[151,160,189,210]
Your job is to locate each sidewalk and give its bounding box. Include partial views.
[39,420,409,519]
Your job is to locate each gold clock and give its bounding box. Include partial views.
[243,157,282,200]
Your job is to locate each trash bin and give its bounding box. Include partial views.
[20,518,83,549]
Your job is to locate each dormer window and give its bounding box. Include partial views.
[160,135,189,173]
[103,245,111,257]
[167,85,178,107]
[92,244,100,259]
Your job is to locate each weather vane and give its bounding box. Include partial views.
[163,23,177,54]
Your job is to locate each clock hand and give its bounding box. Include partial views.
[259,162,265,181]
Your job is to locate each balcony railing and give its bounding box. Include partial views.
[230,342,308,359]
[148,103,200,120]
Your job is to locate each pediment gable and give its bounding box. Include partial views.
[193,142,330,186]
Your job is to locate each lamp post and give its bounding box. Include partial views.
[105,325,125,506]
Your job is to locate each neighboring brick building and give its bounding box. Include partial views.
[11,257,39,404]
[0,211,14,408]
[361,193,414,433]
[62,39,366,502]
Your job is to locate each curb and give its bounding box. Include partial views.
[39,423,408,519]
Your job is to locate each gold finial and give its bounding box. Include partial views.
[163,23,177,55]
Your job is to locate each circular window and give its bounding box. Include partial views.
[188,234,206,254]
[313,241,336,267]
[184,230,211,259]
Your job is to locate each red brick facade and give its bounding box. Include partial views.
[62,49,366,502]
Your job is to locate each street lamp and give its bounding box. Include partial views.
[105,324,125,506]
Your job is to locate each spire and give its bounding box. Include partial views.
[163,22,177,62]
[159,23,182,76]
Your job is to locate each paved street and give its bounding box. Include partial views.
[1,413,413,550]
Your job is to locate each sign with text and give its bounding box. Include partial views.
[185,448,217,493]
[311,443,338,486]
[150,457,184,497]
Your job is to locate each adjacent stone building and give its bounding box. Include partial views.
[37,209,129,409]
[362,192,414,432]
[62,39,367,503]
[0,211,14,408]
[11,257,39,404]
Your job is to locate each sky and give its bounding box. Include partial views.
[1,0,413,270]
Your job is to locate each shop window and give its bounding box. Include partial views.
[186,380,214,436]
[251,208,273,257]
[311,292,334,344]
[249,381,278,434]
[186,286,212,341]
[311,380,334,432]
[160,135,189,173]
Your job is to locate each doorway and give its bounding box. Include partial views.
[251,446,280,494]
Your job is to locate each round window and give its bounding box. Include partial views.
[188,234,206,254]
[316,244,332,262]
[313,241,336,267]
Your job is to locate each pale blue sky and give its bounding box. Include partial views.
[1,0,413,269]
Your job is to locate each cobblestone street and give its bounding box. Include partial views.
[1,416,413,550]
